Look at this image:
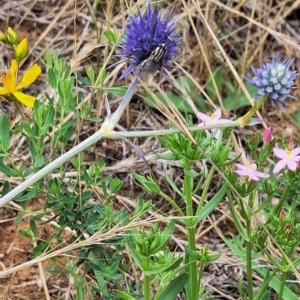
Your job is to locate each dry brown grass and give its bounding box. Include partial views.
[0,0,300,299]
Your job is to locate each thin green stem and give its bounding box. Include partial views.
[159,191,185,217]
[278,257,287,300]
[196,167,215,216]
[118,122,239,138]
[144,257,151,300]
[246,217,254,300]
[183,161,198,300]
[274,184,290,216]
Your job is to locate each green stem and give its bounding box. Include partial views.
[246,217,254,300]
[0,77,140,207]
[195,167,215,216]
[278,256,287,300]
[274,184,290,216]
[144,257,151,300]
[183,160,198,300]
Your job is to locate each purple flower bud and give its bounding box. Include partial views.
[244,54,299,109]
[118,4,181,80]
[263,127,272,143]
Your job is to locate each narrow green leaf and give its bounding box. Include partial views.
[15,191,37,203]
[155,273,189,300]
[0,114,10,152]
[30,218,37,237]
[115,290,136,300]
[144,257,183,276]
[196,184,227,221]
[0,160,18,176]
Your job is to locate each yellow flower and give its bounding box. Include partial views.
[0,59,41,107]
[14,38,29,62]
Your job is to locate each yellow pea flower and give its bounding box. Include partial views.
[0,59,41,107]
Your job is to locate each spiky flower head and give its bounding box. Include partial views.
[244,54,298,108]
[118,4,181,80]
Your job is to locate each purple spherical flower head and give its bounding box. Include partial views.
[118,4,181,80]
[244,54,299,108]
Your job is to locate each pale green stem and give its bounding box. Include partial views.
[0,129,105,206]
[0,77,139,207]
[183,161,198,300]
[278,257,287,300]
[144,257,151,300]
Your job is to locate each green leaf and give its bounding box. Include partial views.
[30,218,37,237]
[254,269,274,300]
[155,273,189,300]
[104,30,117,43]
[114,290,136,300]
[99,86,128,96]
[32,242,49,257]
[149,221,175,253]
[163,170,183,197]
[132,171,160,194]
[196,184,227,221]
[19,229,33,238]
[125,235,144,271]
[0,114,10,152]
[34,154,45,168]
[0,159,18,176]
[15,191,37,203]
[144,257,183,276]
[86,66,95,84]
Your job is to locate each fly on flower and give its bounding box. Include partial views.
[138,43,167,81]
[118,4,181,80]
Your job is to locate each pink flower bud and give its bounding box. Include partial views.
[263,127,272,143]
[288,137,294,150]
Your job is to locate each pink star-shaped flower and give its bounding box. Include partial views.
[196,108,232,139]
[273,147,300,174]
[235,162,270,181]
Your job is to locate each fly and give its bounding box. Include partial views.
[138,43,167,81]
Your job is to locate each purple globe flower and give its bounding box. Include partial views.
[118,4,181,80]
[244,54,299,108]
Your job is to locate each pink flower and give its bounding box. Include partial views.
[273,147,300,173]
[196,108,232,139]
[235,162,270,181]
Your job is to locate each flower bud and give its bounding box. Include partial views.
[288,137,294,150]
[0,31,7,43]
[14,38,29,62]
[279,208,285,220]
[7,27,19,45]
[263,127,272,143]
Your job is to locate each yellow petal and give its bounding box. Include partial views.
[0,87,10,95]
[10,59,18,78]
[17,64,41,89]
[13,91,36,107]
